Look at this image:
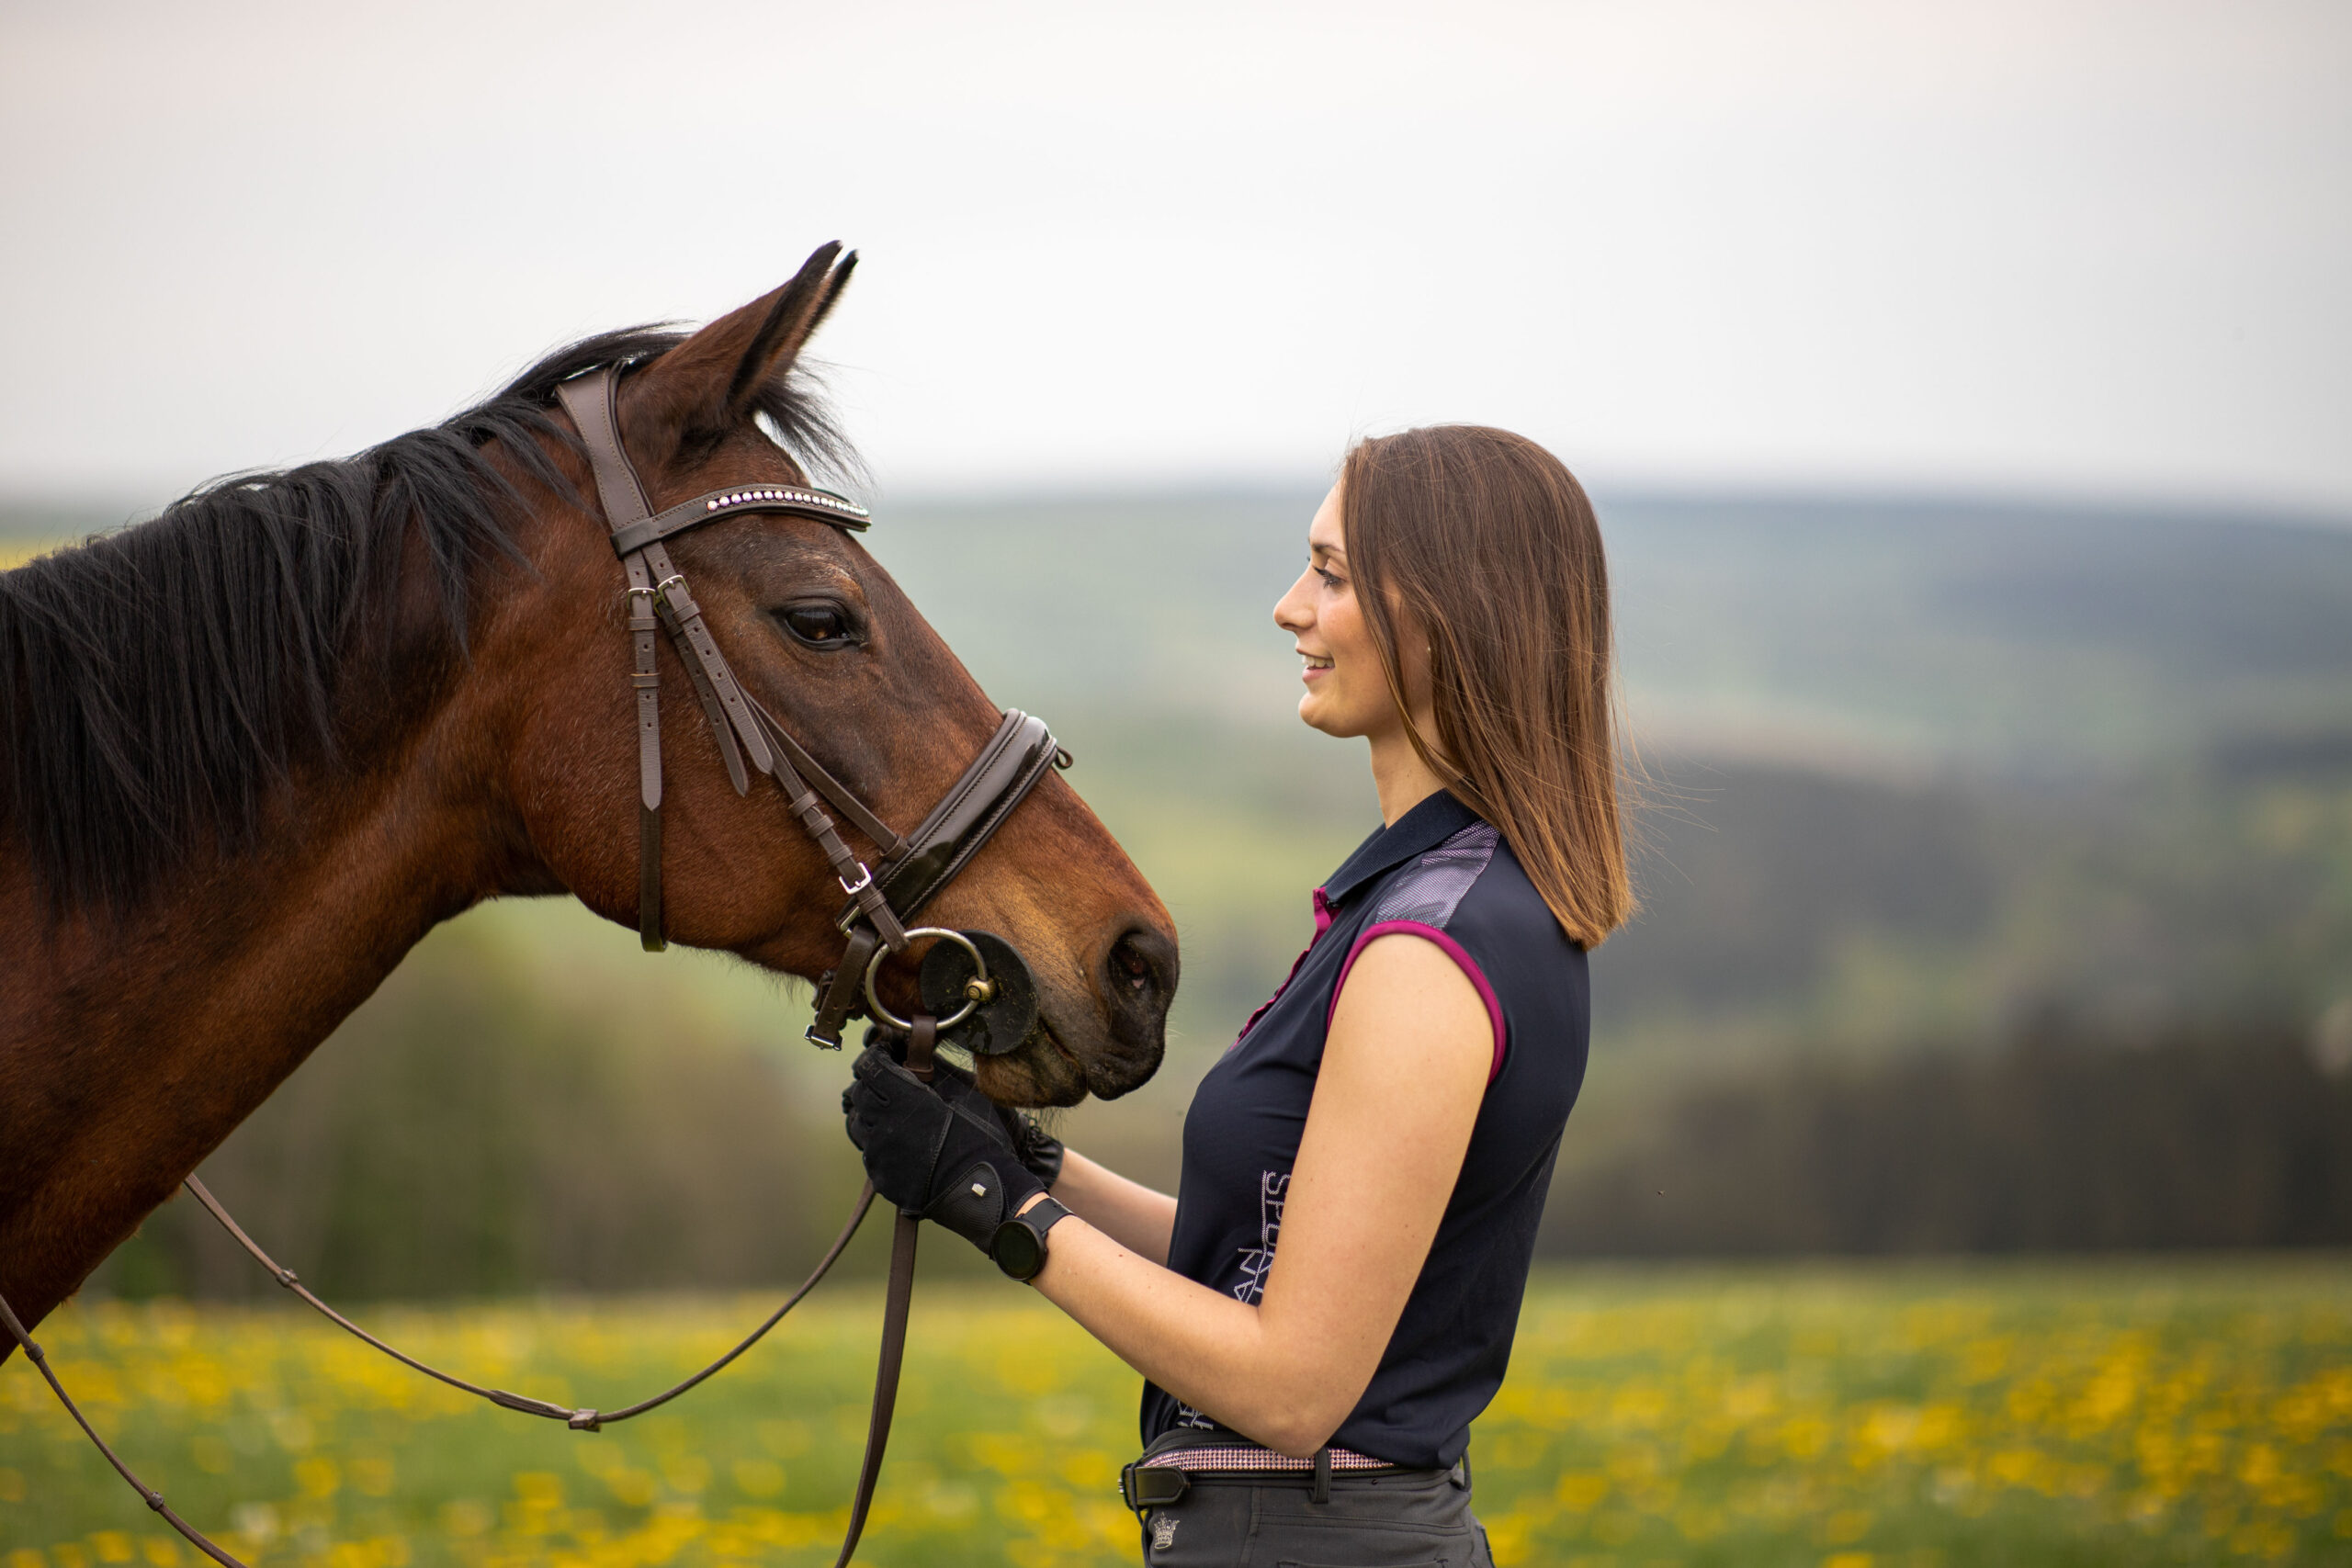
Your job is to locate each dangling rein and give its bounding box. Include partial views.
[0,1018,947,1568]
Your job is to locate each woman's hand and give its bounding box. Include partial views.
[854,1044,1173,1261]
[928,1053,1067,1187]
[842,1043,1048,1249]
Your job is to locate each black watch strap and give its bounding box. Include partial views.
[989,1196,1072,1282]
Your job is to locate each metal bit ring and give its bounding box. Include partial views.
[864,926,988,1033]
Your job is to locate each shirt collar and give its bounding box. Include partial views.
[1320,788,1482,908]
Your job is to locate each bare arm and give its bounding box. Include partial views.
[1021,933,1490,1457]
[1047,1148,1178,1266]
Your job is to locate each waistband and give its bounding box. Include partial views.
[1145,1443,1397,1475]
[1122,1433,1461,1513]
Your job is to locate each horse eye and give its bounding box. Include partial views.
[778,604,854,648]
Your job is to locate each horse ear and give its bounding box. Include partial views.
[624,243,857,458]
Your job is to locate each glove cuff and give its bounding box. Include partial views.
[924,1156,1049,1251]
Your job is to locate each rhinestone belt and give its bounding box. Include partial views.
[1120,1444,1404,1512]
[1148,1445,1396,1472]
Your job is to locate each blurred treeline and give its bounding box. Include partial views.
[1544,1016,2352,1255]
[92,915,876,1301]
[8,487,2350,1296]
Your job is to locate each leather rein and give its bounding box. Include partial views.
[2,365,1067,1568]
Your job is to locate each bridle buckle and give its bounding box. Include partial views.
[839,863,874,897]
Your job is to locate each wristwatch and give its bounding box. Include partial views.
[989,1196,1072,1282]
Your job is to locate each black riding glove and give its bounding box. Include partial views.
[842,1042,1047,1251]
[928,1055,1067,1189]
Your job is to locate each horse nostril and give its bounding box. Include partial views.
[1107,929,1175,1007]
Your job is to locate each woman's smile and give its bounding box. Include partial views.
[1275,482,1409,742]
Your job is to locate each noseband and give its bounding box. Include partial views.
[553,367,1065,1049]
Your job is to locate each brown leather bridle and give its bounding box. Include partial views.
[2,363,1078,1568]
[552,366,1069,1050]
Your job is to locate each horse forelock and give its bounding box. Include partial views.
[0,328,857,919]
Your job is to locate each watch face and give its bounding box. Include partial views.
[992,1220,1045,1280]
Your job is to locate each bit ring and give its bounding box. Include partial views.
[864,926,988,1033]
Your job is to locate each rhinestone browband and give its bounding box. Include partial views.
[705,484,867,520]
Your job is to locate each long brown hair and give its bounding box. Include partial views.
[1340,425,1634,947]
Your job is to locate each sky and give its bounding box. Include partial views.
[2,0,2346,513]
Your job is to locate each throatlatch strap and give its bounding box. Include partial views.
[630,550,663,953]
[556,371,670,950]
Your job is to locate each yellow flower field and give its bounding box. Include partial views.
[6,1260,2348,1566]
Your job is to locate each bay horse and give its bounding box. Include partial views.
[0,243,1178,1343]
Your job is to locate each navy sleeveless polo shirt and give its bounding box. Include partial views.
[1140,789,1589,1470]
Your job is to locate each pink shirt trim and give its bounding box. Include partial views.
[1328,919,1509,1086]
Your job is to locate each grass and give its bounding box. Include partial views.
[6,1260,2350,1566]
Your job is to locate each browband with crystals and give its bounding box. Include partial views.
[606,482,870,557]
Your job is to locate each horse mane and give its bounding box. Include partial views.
[0,327,854,916]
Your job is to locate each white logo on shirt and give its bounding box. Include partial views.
[1233,1170,1288,1306]
[1173,1170,1292,1432]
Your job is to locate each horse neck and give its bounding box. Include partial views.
[0,728,533,1329]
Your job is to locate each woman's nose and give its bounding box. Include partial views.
[1273,570,1314,632]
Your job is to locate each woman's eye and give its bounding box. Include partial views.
[779,604,854,647]
[1316,568,1344,591]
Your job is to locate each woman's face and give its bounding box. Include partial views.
[1274,482,1422,741]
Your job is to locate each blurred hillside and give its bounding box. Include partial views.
[10,487,2351,1289]
[861,491,2352,1055]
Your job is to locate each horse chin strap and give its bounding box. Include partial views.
[4,367,1072,1568]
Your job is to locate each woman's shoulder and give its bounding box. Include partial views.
[1337,814,1584,1086]
[1357,815,1506,934]
[1360,816,1568,951]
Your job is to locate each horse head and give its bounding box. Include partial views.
[0,243,1173,1330]
[480,246,1175,1105]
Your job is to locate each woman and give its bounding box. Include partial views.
[845,424,1632,1566]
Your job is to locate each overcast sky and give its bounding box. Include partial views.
[3,0,2346,513]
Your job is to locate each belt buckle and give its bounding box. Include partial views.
[1119,1461,1189,1512]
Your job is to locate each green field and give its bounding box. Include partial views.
[7,1262,2350,1567]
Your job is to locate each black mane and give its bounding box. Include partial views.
[1,328,853,915]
